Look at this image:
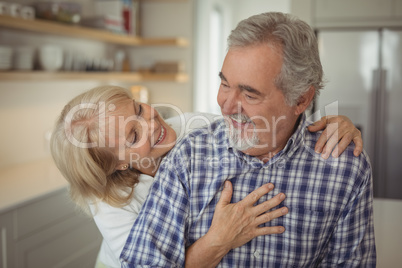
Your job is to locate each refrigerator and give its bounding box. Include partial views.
[316,29,402,199]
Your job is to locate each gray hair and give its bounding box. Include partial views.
[227,12,324,106]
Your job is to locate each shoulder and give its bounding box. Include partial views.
[89,174,154,216]
[302,129,372,184]
[159,119,227,175]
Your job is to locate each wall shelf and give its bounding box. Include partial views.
[0,15,188,47]
[0,71,188,82]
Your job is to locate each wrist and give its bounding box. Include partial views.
[203,229,232,256]
[185,233,231,268]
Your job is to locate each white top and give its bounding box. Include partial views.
[90,112,219,268]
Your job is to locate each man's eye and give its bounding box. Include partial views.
[245,94,256,100]
[221,83,229,88]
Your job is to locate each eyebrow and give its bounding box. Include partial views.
[219,71,227,82]
[219,71,263,97]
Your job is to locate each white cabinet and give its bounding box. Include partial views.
[0,211,15,268]
[0,189,102,268]
[312,0,402,28]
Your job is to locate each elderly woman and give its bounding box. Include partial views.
[50,85,362,268]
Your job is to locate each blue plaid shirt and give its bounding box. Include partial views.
[120,114,376,267]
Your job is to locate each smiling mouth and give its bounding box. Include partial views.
[229,115,251,129]
[154,125,166,145]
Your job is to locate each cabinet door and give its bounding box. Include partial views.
[0,211,15,268]
[12,190,102,268]
[15,215,101,268]
[313,0,401,27]
[315,0,393,19]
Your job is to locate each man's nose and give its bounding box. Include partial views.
[221,94,242,115]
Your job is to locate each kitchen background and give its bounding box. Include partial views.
[0,0,401,267]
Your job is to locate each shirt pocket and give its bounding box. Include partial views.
[281,207,338,266]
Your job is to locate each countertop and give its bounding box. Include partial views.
[0,158,68,213]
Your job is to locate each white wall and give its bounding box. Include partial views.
[0,0,194,169]
[232,0,290,23]
[0,30,108,168]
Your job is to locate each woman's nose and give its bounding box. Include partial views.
[142,104,158,133]
[140,103,156,120]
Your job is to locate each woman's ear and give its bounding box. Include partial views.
[295,86,315,115]
[116,163,129,171]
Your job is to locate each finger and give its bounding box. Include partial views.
[255,206,289,226]
[321,130,341,159]
[217,181,233,207]
[320,121,349,158]
[307,116,327,132]
[240,183,274,206]
[315,122,337,154]
[331,132,353,158]
[252,192,285,216]
[254,226,286,236]
[353,135,363,157]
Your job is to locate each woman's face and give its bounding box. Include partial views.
[107,99,177,176]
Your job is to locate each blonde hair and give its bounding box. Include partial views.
[50,85,140,213]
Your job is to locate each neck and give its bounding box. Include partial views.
[136,157,162,177]
[243,115,302,163]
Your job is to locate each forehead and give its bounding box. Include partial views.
[104,99,136,134]
[106,99,134,118]
[222,45,283,94]
[224,44,282,72]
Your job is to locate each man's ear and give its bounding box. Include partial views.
[295,86,315,115]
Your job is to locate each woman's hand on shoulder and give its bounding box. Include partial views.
[308,115,363,158]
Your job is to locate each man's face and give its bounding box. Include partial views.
[217,44,299,161]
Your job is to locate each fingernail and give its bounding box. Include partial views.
[281,207,288,214]
[224,181,229,188]
[268,183,274,190]
[279,193,285,200]
[321,152,329,159]
[279,226,285,233]
[315,147,321,153]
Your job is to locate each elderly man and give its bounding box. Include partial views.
[121,12,376,267]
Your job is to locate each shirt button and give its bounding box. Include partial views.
[276,158,286,168]
[254,250,260,258]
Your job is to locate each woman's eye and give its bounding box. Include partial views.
[137,104,143,116]
[131,130,138,145]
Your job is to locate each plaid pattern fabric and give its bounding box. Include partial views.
[120,114,376,267]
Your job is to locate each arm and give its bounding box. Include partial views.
[320,171,376,266]
[185,181,288,268]
[120,157,192,267]
[308,115,363,158]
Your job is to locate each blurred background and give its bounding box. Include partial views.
[0,0,401,267]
